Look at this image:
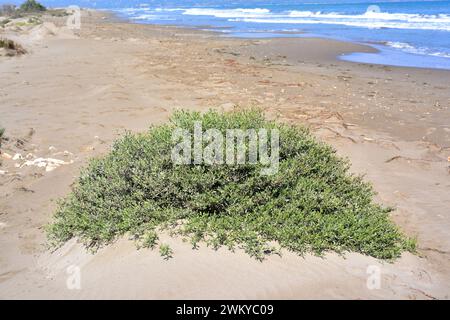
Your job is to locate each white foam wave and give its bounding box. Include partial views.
[288,10,450,23]
[154,8,184,12]
[130,14,158,20]
[233,15,450,31]
[386,41,450,58]
[182,8,271,18]
[180,7,450,31]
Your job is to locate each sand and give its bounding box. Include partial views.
[0,10,449,299]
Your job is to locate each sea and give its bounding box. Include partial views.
[4,0,450,70]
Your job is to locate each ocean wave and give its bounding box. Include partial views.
[288,10,450,23]
[385,42,450,58]
[182,8,271,18]
[180,7,450,31]
[154,8,184,12]
[130,14,158,20]
[232,16,450,32]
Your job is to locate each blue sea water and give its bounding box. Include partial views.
[4,0,450,69]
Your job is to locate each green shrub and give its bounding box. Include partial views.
[19,0,46,13]
[47,109,414,260]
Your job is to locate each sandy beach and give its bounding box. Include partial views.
[0,9,449,299]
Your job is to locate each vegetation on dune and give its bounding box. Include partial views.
[159,244,174,260]
[0,127,5,166]
[47,9,69,17]
[47,109,415,260]
[0,18,11,27]
[0,1,66,26]
[0,127,4,148]
[0,1,46,18]
[19,0,46,13]
[0,38,27,55]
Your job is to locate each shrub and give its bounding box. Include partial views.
[47,109,415,260]
[19,0,46,13]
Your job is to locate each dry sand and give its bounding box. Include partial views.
[0,10,449,299]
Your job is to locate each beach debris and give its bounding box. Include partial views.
[81,145,95,152]
[53,150,73,157]
[0,170,7,175]
[20,157,73,172]
[16,186,35,193]
[15,138,26,149]
[1,152,12,160]
[385,156,403,163]
[219,102,235,110]
[12,153,23,161]
[49,146,57,152]
[448,156,450,162]
[27,128,35,138]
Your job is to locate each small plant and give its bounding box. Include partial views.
[0,38,27,55]
[0,127,4,147]
[0,127,5,165]
[140,231,159,249]
[159,244,173,260]
[19,0,46,13]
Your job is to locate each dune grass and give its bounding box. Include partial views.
[47,109,415,260]
[0,38,26,55]
[0,127,4,165]
[0,127,4,150]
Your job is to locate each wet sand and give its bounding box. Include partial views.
[0,10,449,299]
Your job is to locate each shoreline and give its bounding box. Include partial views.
[112,9,382,65]
[0,9,449,299]
[110,6,450,71]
